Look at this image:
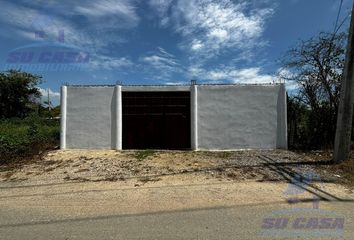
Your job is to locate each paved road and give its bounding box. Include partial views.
[0,180,353,240]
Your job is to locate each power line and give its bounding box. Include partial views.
[334,10,351,34]
[333,0,344,33]
[334,3,354,162]
[332,0,353,35]
[327,0,347,59]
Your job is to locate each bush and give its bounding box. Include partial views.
[0,116,59,163]
[133,150,156,161]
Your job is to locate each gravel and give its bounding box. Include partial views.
[0,149,343,185]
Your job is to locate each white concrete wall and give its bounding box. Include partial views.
[276,84,288,149]
[64,86,117,149]
[61,84,287,150]
[196,84,287,150]
[60,86,67,149]
[190,84,198,150]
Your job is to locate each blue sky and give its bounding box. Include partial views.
[0,0,352,105]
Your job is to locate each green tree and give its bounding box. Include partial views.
[281,32,347,149]
[0,70,42,118]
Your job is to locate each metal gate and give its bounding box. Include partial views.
[122,91,191,149]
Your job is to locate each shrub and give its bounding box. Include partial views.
[0,116,59,163]
[133,150,156,161]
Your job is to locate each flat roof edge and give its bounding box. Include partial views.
[64,83,284,87]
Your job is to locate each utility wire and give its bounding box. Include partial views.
[334,10,351,35]
[333,0,344,34]
[327,0,347,60]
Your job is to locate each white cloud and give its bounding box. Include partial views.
[75,0,139,27]
[149,0,174,26]
[141,54,178,69]
[152,0,274,59]
[233,68,274,84]
[149,0,174,16]
[285,81,299,91]
[0,0,139,69]
[38,88,60,98]
[0,1,75,41]
[89,55,133,70]
[191,39,204,51]
[208,28,229,41]
[140,47,182,78]
[149,0,277,84]
[189,65,275,84]
[276,68,300,91]
[38,87,60,106]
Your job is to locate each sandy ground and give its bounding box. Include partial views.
[0,176,352,216]
[1,150,354,239]
[1,149,353,205]
[1,174,354,239]
[0,149,346,186]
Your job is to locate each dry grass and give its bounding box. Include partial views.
[295,150,354,188]
[2,149,354,189]
[335,160,354,187]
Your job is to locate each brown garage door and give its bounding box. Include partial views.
[122,91,191,149]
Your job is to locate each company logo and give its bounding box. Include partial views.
[2,2,90,72]
[260,172,345,238]
[5,42,90,72]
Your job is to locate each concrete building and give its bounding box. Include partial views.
[60,83,287,150]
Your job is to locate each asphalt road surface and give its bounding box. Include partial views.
[0,179,353,240]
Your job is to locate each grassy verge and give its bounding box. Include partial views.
[133,150,156,161]
[298,150,354,188]
[0,115,60,164]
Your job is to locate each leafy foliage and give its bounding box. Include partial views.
[282,32,347,149]
[133,150,156,161]
[0,70,60,163]
[0,116,60,163]
[0,69,42,119]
